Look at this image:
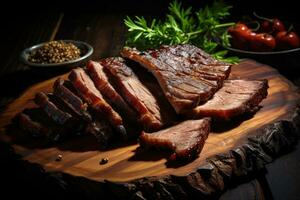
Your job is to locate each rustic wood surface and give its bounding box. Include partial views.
[0,59,299,186]
[1,3,300,198]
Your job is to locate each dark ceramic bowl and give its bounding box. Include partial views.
[226,46,300,73]
[226,18,300,71]
[20,40,93,68]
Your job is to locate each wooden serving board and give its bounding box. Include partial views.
[0,59,300,198]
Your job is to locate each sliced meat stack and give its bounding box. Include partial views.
[121,44,231,113]
[139,118,211,160]
[53,78,92,121]
[53,78,114,147]
[86,61,137,122]
[69,67,127,140]
[17,93,82,142]
[17,111,50,138]
[34,92,83,141]
[100,57,176,131]
[185,79,269,120]
[34,92,73,125]
[13,44,269,160]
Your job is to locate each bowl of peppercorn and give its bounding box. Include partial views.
[20,40,93,68]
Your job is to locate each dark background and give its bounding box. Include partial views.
[0,0,299,199]
[1,0,299,100]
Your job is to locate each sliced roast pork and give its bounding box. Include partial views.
[139,118,211,160]
[84,117,114,148]
[34,92,73,125]
[121,44,231,113]
[53,78,92,121]
[18,107,73,142]
[86,60,137,121]
[53,78,114,146]
[185,79,269,120]
[34,92,86,140]
[16,112,49,137]
[100,57,176,131]
[69,68,127,139]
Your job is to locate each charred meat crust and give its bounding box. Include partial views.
[16,112,49,137]
[121,44,231,113]
[53,78,114,146]
[86,60,137,122]
[34,92,72,125]
[19,108,73,142]
[100,57,164,131]
[53,78,92,121]
[69,68,127,140]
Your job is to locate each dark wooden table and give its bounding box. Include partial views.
[0,1,300,199]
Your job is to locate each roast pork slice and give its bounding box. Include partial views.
[53,78,92,121]
[69,68,127,140]
[53,78,114,146]
[121,44,231,113]
[139,118,211,160]
[34,92,87,140]
[186,79,269,120]
[16,112,50,138]
[34,92,73,125]
[86,60,137,122]
[100,57,176,131]
[17,108,73,142]
[84,117,114,148]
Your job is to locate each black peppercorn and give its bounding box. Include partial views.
[28,41,81,64]
[55,154,63,161]
[99,157,109,165]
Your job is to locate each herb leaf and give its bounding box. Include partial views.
[124,0,239,64]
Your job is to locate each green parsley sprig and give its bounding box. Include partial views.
[124,0,239,63]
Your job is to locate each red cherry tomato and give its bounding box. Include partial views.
[228,23,253,50]
[272,19,286,33]
[260,20,272,33]
[250,33,276,51]
[275,31,300,50]
[260,19,285,34]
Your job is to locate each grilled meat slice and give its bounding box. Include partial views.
[18,108,73,142]
[121,44,231,113]
[100,57,176,131]
[186,79,269,120]
[16,112,49,137]
[85,119,114,148]
[139,118,211,160]
[69,68,127,140]
[53,78,114,147]
[155,45,230,84]
[24,91,114,146]
[34,92,72,125]
[86,60,137,121]
[161,43,231,74]
[53,78,91,121]
[34,92,86,140]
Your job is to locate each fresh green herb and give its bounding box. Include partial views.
[124,0,239,63]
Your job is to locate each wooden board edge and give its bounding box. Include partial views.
[1,107,299,199]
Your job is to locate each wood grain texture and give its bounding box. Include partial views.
[0,59,300,199]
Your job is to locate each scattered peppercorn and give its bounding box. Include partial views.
[28,41,81,64]
[99,157,109,165]
[55,154,63,161]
